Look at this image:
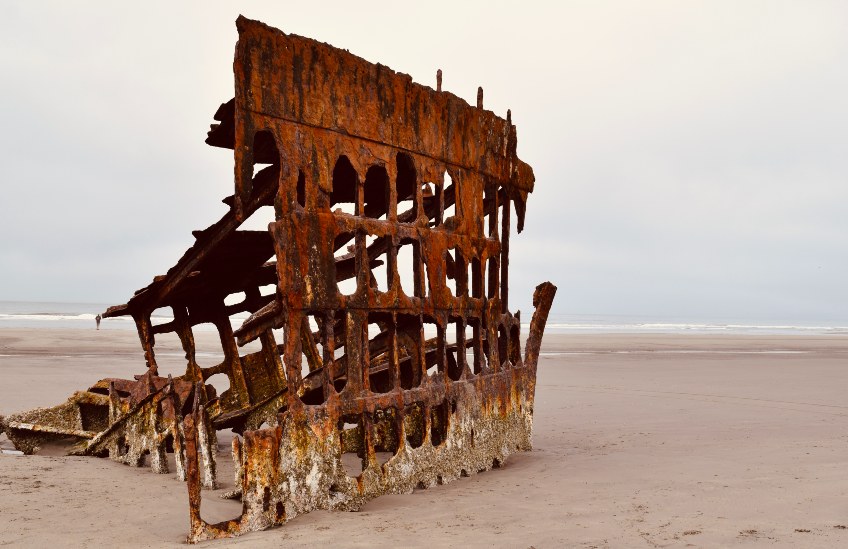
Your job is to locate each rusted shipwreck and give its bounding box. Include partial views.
[1,17,556,542]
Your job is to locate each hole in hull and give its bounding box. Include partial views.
[430,401,449,447]
[404,403,425,449]
[339,415,365,478]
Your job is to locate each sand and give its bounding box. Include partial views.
[1,328,846,547]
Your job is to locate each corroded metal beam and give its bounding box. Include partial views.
[3,16,555,544]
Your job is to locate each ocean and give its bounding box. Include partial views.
[0,301,845,335]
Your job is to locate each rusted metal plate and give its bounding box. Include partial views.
[1,16,556,543]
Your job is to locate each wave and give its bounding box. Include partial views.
[540,350,810,356]
[539,322,848,335]
[0,310,249,329]
[0,313,104,321]
[1,302,846,336]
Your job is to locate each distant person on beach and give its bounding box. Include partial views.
[95,314,101,330]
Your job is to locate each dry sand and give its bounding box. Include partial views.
[1,328,846,547]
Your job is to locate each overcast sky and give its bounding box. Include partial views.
[1,1,846,323]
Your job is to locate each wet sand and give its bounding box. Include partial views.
[1,328,847,547]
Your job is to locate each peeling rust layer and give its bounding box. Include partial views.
[4,16,555,543]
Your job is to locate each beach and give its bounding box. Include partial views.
[1,328,846,547]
